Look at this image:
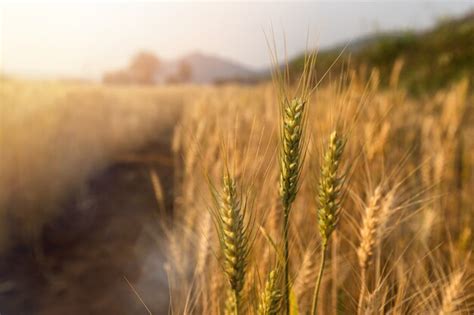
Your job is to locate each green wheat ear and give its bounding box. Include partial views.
[268,36,316,313]
[279,97,306,209]
[215,170,250,315]
[317,131,346,246]
[311,130,346,315]
[257,269,282,315]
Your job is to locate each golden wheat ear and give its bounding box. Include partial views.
[439,269,470,315]
[357,186,383,271]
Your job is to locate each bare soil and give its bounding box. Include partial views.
[0,138,175,314]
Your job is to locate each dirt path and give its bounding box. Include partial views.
[0,138,175,314]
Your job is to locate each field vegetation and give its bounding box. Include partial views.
[0,79,202,251]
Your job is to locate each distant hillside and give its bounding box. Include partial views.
[289,12,474,93]
[157,52,257,84]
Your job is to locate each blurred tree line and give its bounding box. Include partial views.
[103,51,191,85]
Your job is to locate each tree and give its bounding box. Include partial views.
[128,51,160,85]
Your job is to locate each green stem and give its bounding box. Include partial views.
[311,244,327,315]
[283,210,290,315]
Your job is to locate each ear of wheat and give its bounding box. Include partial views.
[257,269,282,315]
[357,186,398,314]
[293,244,318,301]
[312,130,346,315]
[279,97,306,210]
[317,131,346,247]
[213,170,250,315]
[439,271,465,315]
[357,186,383,271]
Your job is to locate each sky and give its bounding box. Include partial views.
[1,1,473,80]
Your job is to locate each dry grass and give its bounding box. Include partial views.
[0,78,202,251]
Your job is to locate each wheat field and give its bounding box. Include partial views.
[0,78,205,250]
[1,64,473,314]
[165,65,473,314]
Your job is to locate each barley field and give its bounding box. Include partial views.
[1,45,473,315]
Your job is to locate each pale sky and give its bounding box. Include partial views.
[1,1,473,80]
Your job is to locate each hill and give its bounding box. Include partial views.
[289,12,474,93]
[157,52,257,84]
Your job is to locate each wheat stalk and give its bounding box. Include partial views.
[279,96,307,313]
[149,168,166,217]
[357,186,397,314]
[357,186,383,314]
[269,41,316,313]
[196,211,212,274]
[311,130,346,315]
